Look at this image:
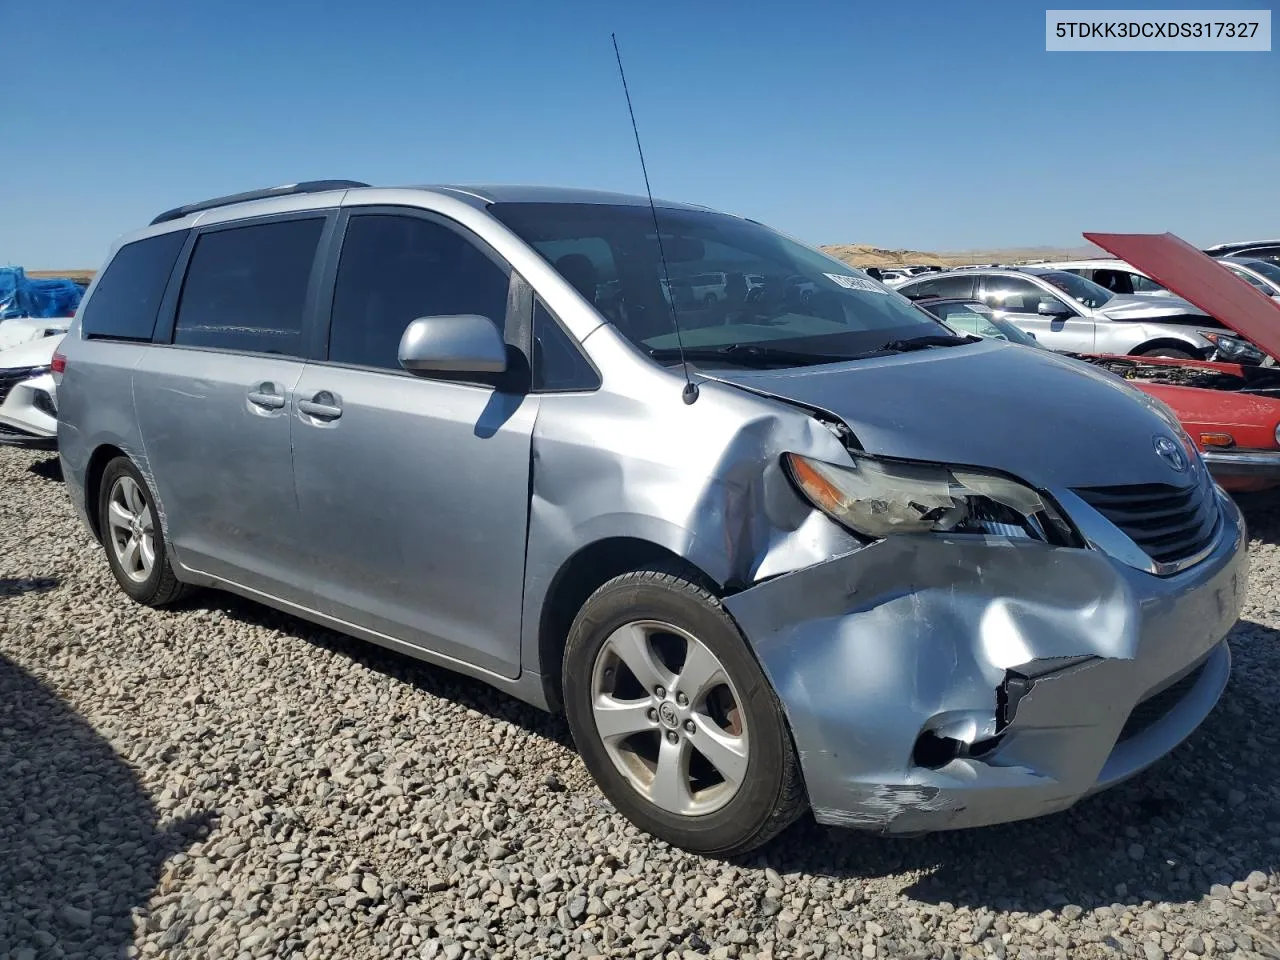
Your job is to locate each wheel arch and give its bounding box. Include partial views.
[83,443,129,541]
[1129,336,1207,359]
[535,536,720,711]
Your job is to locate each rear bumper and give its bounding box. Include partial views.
[723,490,1247,833]
[1202,448,1280,478]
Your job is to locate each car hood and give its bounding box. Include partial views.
[0,331,64,370]
[1097,293,1208,320]
[0,317,71,351]
[705,339,1194,489]
[1088,232,1280,359]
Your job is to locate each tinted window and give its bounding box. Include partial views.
[1038,270,1112,308]
[173,218,324,355]
[1227,265,1269,289]
[491,202,950,368]
[328,214,510,370]
[981,276,1072,314]
[1239,246,1280,264]
[900,274,977,300]
[533,300,599,391]
[81,231,187,341]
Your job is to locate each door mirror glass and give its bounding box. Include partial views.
[398,315,508,375]
[1037,299,1071,317]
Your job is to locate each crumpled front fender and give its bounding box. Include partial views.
[722,509,1245,832]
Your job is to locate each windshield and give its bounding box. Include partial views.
[1038,270,1114,309]
[922,301,1041,347]
[490,202,952,366]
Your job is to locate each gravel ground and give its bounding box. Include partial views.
[2,444,1280,960]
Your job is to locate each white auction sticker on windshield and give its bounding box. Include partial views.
[824,273,889,294]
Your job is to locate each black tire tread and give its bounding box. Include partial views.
[572,559,808,855]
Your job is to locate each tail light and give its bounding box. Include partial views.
[51,351,67,375]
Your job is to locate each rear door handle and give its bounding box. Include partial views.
[298,391,342,421]
[247,382,286,410]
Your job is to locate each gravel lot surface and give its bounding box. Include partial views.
[2,444,1280,960]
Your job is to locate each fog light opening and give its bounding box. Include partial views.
[912,730,1005,770]
[32,389,57,418]
[912,731,964,769]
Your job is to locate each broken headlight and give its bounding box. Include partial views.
[784,452,1078,544]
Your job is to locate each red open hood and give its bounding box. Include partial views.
[1085,231,1280,360]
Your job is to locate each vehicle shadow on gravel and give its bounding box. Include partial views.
[0,653,212,956]
[192,592,576,748]
[25,454,63,483]
[767,618,1280,914]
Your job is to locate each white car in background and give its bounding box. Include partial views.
[1216,256,1280,303]
[1035,258,1183,299]
[0,315,72,350]
[0,332,63,449]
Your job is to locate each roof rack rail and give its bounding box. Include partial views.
[149,179,371,226]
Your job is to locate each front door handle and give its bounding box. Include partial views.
[298,391,343,421]
[247,382,286,410]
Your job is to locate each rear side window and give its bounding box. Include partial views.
[80,231,187,341]
[327,214,510,370]
[173,218,325,356]
[901,274,977,300]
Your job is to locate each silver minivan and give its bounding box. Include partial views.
[56,182,1246,854]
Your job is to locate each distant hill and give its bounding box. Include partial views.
[819,243,1106,269]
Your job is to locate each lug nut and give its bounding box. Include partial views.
[676,692,688,707]
[665,731,678,744]
[684,719,695,734]
[647,708,658,722]
[654,686,666,698]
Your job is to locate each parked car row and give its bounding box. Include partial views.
[40,179,1249,857]
[904,238,1280,493]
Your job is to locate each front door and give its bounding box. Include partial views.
[980,275,1096,352]
[134,214,330,607]
[290,209,536,678]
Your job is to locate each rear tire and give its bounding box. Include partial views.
[98,457,189,607]
[562,561,806,855]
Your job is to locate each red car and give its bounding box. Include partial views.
[1082,232,1280,493]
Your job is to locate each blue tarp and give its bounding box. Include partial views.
[0,266,84,320]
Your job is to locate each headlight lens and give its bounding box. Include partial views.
[1203,331,1264,363]
[784,452,1077,544]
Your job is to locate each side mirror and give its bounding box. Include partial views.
[398,315,507,375]
[1037,300,1071,318]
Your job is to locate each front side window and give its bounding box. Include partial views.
[81,231,188,341]
[328,214,510,370]
[490,202,950,367]
[173,218,325,355]
[1236,259,1280,291]
[1038,270,1113,309]
[1226,265,1268,290]
[1129,273,1167,293]
[980,276,1073,315]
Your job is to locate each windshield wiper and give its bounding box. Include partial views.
[647,344,866,367]
[872,333,982,353]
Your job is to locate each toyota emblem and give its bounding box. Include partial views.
[1154,435,1186,473]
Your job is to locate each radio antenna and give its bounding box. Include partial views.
[611,33,698,405]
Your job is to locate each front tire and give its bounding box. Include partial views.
[98,457,189,606]
[562,562,806,855]
[1138,346,1195,360]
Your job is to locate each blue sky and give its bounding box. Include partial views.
[3,0,1276,267]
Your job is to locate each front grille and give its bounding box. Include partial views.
[0,369,35,405]
[1073,478,1219,568]
[1117,661,1206,742]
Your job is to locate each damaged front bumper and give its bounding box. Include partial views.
[722,491,1247,833]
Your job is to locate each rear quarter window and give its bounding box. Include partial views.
[80,231,188,341]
